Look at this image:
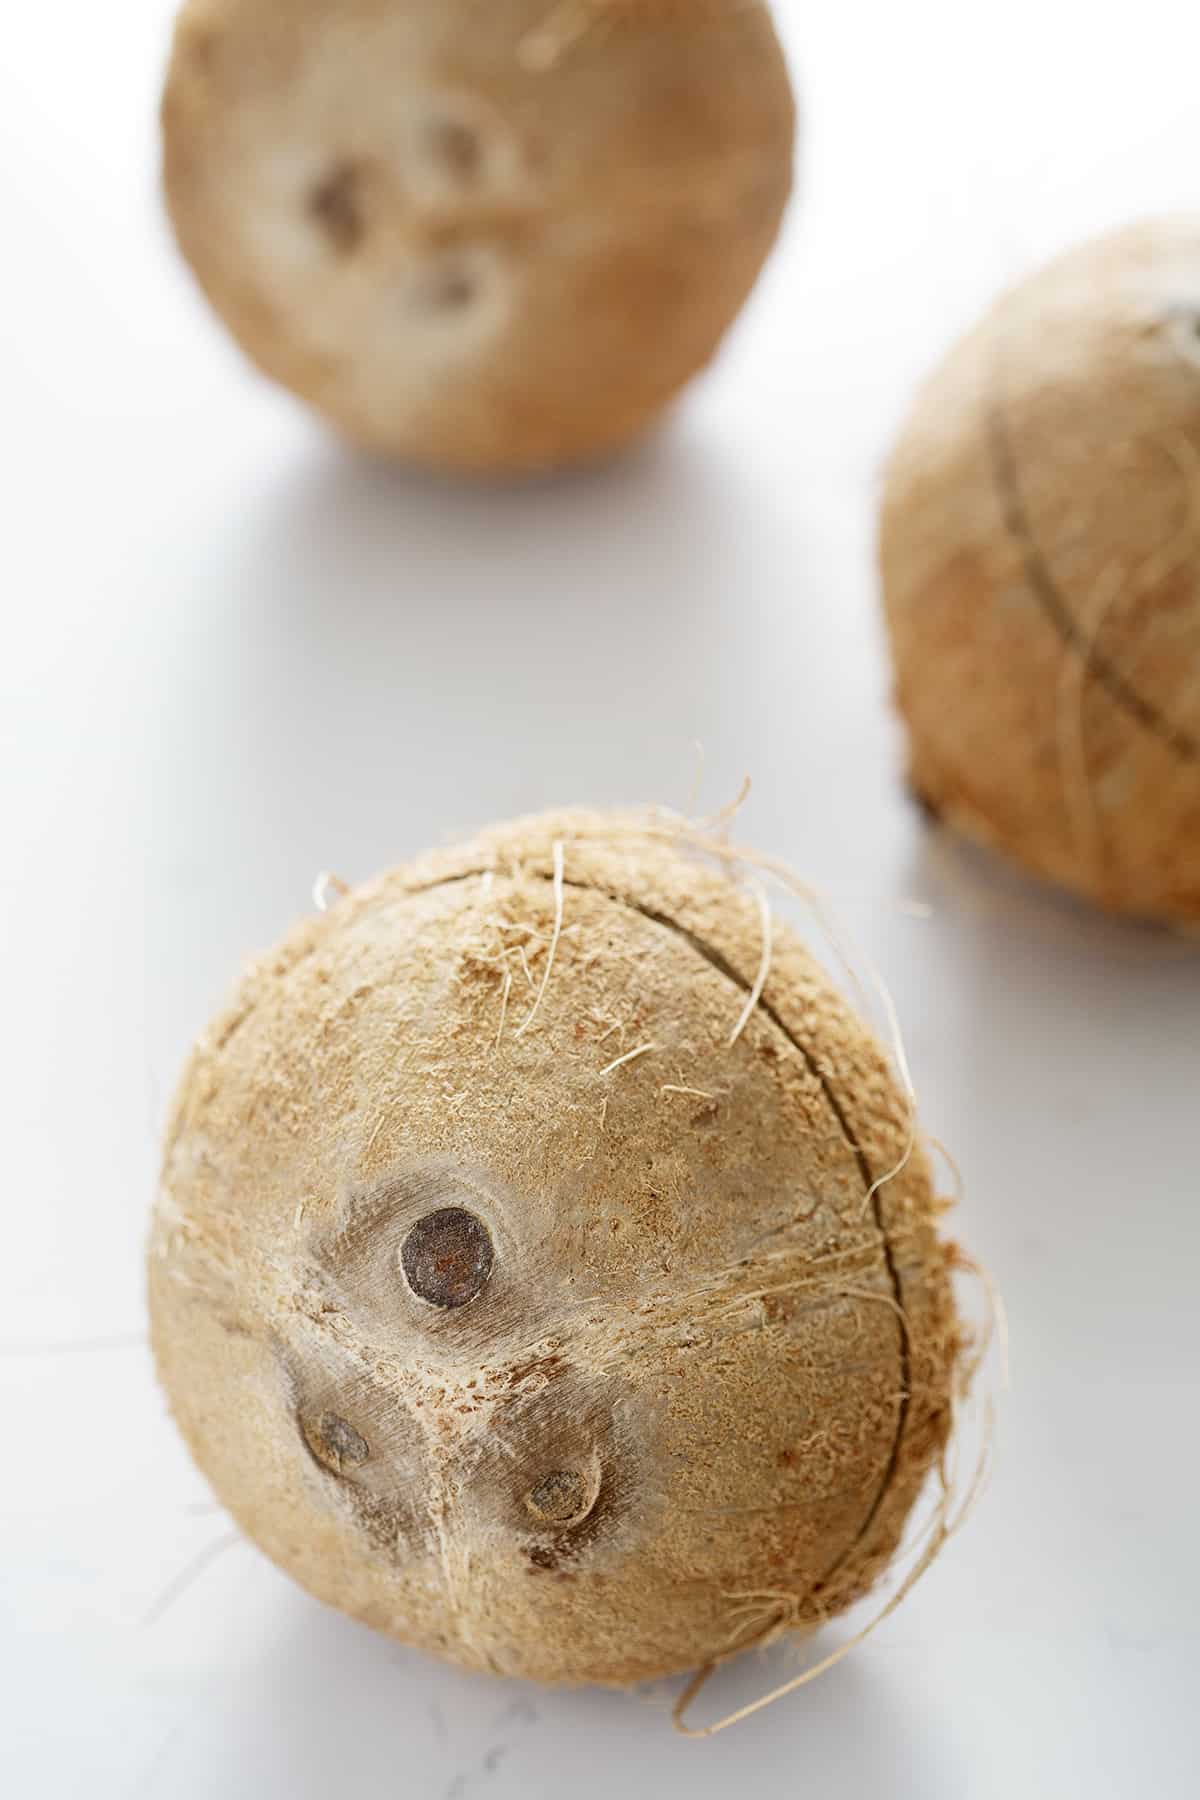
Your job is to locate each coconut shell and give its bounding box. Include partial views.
[149,810,960,1686]
[161,0,796,474]
[880,217,1200,924]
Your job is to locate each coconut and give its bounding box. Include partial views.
[149,810,961,1691]
[161,0,796,474]
[880,217,1200,925]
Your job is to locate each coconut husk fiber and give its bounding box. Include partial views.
[149,809,965,1692]
[880,217,1200,926]
[161,0,796,473]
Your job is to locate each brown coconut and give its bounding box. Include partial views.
[149,809,961,1689]
[880,217,1200,925]
[161,0,796,474]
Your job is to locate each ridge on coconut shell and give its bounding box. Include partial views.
[149,809,965,1695]
[161,0,796,473]
[880,216,1200,925]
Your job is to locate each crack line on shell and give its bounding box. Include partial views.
[573,882,912,1584]
[984,395,1199,763]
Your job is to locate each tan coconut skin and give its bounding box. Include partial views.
[161,0,796,474]
[150,811,959,1687]
[881,218,1200,925]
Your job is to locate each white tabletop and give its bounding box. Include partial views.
[3,3,1198,1795]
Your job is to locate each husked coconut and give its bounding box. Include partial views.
[150,810,962,1689]
[162,0,796,472]
[881,217,1200,924]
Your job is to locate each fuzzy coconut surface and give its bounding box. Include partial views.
[162,0,796,474]
[150,810,959,1686]
[880,217,1200,924]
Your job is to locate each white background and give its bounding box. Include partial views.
[3,3,1198,1794]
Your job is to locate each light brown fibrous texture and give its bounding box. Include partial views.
[161,0,796,473]
[150,809,961,1686]
[880,217,1200,924]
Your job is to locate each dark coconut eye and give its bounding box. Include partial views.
[303,1410,371,1476]
[307,160,366,253]
[422,116,482,181]
[400,1207,494,1309]
[525,1469,590,1525]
